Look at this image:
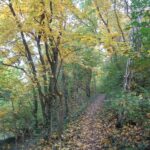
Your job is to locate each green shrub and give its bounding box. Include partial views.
[105,91,150,126]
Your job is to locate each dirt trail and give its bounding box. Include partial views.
[62,95,106,150]
[60,94,148,150]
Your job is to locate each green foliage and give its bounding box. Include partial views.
[106,91,150,124]
[99,56,126,93]
[131,57,150,93]
[130,0,150,51]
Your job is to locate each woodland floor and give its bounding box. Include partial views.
[2,95,149,150]
[4,95,107,150]
[61,94,106,150]
[48,94,149,150]
[35,94,107,150]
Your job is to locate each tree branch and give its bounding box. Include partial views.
[1,62,27,75]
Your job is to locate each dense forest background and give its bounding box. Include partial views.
[0,0,149,149]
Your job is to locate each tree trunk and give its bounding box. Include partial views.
[124,58,133,91]
[32,88,38,128]
[85,68,92,98]
[62,67,69,118]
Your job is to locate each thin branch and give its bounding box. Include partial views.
[124,0,131,19]
[1,62,27,75]
[113,0,126,42]
[93,0,110,33]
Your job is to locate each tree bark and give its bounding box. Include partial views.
[32,88,38,128]
[62,66,69,118]
[85,68,92,98]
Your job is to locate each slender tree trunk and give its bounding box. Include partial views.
[85,68,92,98]
[32,88,38,128]
[73,68,78,102]
[62,66,69,118]
[57,95,64,137]
[93,74,97,95]
[124,58,133,91]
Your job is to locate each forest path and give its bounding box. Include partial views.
[61,94,106,150]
